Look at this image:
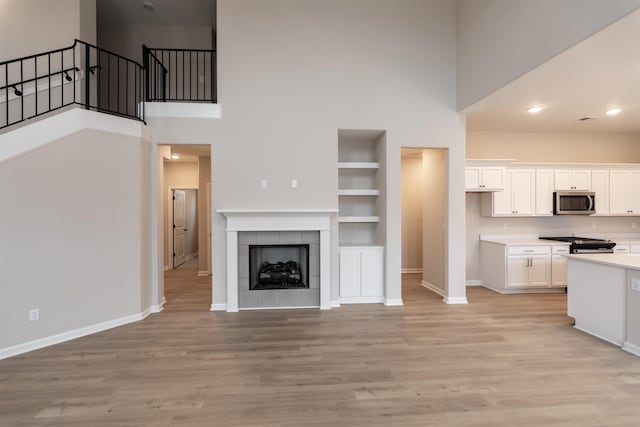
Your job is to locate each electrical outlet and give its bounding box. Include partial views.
[291,179,298,188]
[592,222,597,229]
[632,279,640,292]
[28,308,39,322]
[260,179,267,189]
[503,223,508,230]
[633,222,637,229]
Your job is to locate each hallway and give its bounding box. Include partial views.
[164,257,212,311]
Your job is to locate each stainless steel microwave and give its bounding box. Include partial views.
[553,191,595,215]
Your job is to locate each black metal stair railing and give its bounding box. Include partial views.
[1,39,145,131]
[143,46,216,102]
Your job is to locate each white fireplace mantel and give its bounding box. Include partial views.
[215,209,338,312]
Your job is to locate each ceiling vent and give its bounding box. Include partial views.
[578,116,599,121]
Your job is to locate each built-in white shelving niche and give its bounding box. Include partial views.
[337,129,386,246]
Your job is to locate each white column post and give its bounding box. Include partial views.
[320,229,331,310]
[226,230,239,312]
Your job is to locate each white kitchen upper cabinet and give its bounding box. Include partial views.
[629,171,640,214]
[482,169,535,216]
[554,169,591,191]
[465,166,504,191]
[591,170,610,216]
[510,169,536,215]
[609,170,640,215]
[535,169,554,216]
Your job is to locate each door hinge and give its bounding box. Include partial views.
[173,253,176,257]
[173,196,176,200]
[173,224,176,229]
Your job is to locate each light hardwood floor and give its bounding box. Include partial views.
[2,269,640,426]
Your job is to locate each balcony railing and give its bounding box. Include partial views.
[143,46,216,103]
[1,39,145,130]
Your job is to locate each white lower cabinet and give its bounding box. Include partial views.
[339,246,384,303]
[551,246,570,287]
[481,241,568,293]
[506,248,550,289]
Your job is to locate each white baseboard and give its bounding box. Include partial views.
[466,280,482,287]
[422,281,468,304]
[401,268,423,274]
[150,296,167,313]
[384,298,404,306]
[340,296,384,304]
[443,296,469,305]
[210,303,228,312]
[623,341,640,357]
[331,300,341,308]
[0,311,149,361]
[239,306,319,311]
[197,271,210,277]
[421,280,445,297]
[573,325,622,347]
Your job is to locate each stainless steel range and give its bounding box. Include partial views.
[539,236,616,254]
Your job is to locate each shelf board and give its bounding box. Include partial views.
[338,162,380,169]
[338,189,380,196]
[338,216,380,223]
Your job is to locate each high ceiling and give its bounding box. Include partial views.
[97,0,215,28]
[463,9,640,134]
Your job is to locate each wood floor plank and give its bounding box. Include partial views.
[2,266,640,426]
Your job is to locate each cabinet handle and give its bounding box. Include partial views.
[524,250,534,252]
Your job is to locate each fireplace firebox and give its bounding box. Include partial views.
[249,244,310,290]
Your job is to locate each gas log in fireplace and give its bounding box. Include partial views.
[249,244,310,290]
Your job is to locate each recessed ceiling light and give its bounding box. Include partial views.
[527,105,544,114]
[143,2,155,11]
[171,154,180,160]
[605,108,621,116]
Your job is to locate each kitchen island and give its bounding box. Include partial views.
[566,253,640,356]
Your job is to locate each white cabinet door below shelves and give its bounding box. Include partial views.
[361,249,384,297]
[339,249,362,297]
[339,246,384,303]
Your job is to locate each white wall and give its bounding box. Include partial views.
[401,156,423,270]
[466,131,640,281]
[148,0,467,307]
[0,127,150,352]
[198,156,212,275]
[422,149,447,293]
[0,0,94,61]
[456,0,640,109]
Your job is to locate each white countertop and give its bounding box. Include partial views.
[611,238,640,244]
[481,238,570,246]
[565,253,640,271]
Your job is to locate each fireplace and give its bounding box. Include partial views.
[249,244,310,290]
[214,209,336,312]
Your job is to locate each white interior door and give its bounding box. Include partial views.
[173,189,187,267]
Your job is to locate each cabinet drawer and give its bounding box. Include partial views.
[507,246,551,256]
[551,246,570,254]
[614,245,630,253]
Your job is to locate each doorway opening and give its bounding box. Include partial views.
[159,144,212,310]
[400,147,448,301]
